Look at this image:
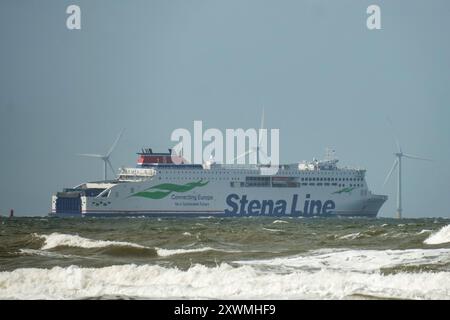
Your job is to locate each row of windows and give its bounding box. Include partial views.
[156,170,363,179]
[155,174,364,181]
[157,175,366,185]
[231,182,364,188]
[158,177,241,181]
[301,177,363,182]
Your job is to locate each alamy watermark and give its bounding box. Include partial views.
[170,121,280,175]
[65,4,381,31]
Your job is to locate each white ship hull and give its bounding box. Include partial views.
[51,162,387,218]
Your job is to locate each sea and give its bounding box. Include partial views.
[0,216,449,300]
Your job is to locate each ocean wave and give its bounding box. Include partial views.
[18,249,77,259]
[0,263,449,300]
[272,220,288,224]
[424,225,450,245]
[156,247,240,257]
[235,248,450,273]
[33,233,147,250]
[338,232,362,240]
[337,229,386,240]
[262,227,283,233]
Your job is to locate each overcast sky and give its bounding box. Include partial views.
[1,0,449,218]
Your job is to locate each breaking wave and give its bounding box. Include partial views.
[417,229,433,235]
[235,248,450,273]
[424,225,450,245]
[272,220,289,224]
[19,249,77,259]
[156,247,217,257]
[34,233,146,250]
[262,227,283,233]
[156,247,241,257]
[0,263,449,300]
[338,232,362,240]
[32,233,235,258]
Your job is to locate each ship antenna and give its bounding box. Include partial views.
[77,128,125,180]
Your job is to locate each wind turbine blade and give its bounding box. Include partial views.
[383,159,398,187]
[77,153,103,158]
[106,129,125,157]
[395,138,401,153]
[232,149,254,162]
[106,159,116,177]
[258,108,265,147]
[386,117,401,152]
[402,153,433,161]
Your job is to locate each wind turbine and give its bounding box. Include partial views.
[77,129,124,180]
[383,135,431,219]
[232,108,268,164]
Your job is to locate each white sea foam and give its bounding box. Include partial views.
[182,232,192,236]
[424,225,450,245]
[0,263,449,300]
[235,248,450,273]
[262,227,283,232]
[34,233,146,250]
[33,232,243,258]
[272,220,288,224]
[156,247,215,257]
[19,249,77,259]
[417,229,433,235]
[338,232,362,240]
[156,247,240,257]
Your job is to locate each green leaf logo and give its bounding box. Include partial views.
[332,187,355,194]
[130,180,209,199]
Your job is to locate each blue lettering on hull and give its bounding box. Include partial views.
[225,194,336,216]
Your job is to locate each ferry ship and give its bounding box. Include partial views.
[51,148,387,217]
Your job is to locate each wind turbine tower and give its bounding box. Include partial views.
[383,139,431,219]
